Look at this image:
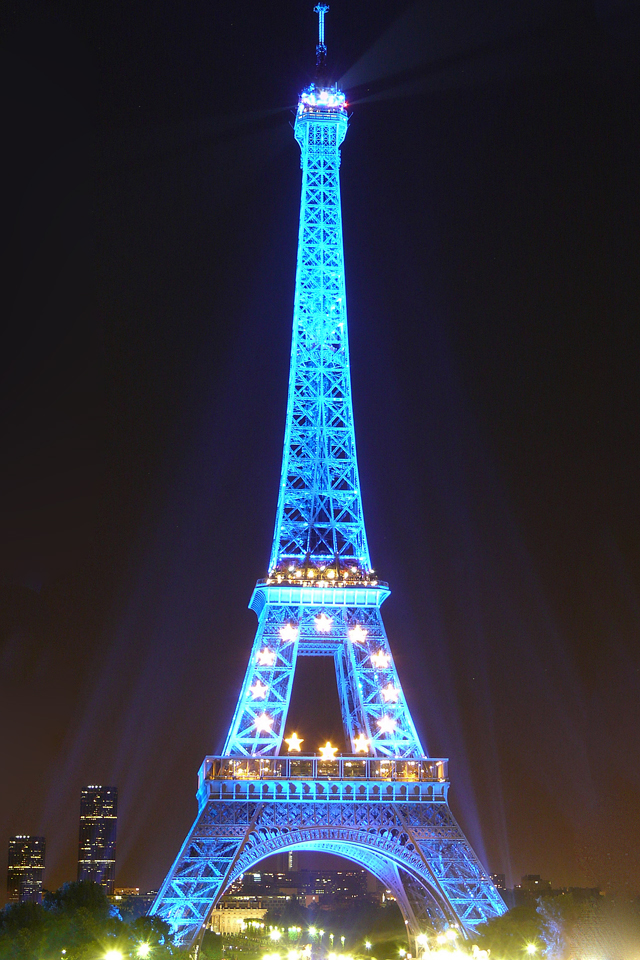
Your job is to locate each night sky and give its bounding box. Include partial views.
[2,0,639,903]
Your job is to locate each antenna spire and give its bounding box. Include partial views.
[314,4,329,75]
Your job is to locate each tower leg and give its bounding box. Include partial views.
[149,803,263,945]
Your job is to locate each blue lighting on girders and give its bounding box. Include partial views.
[270,77,367,576]
[149,6,507,949]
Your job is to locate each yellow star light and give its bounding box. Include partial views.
[249,680,268,700]
[285,732,304,752]
[377,715,397,734]
[381,683,399,703]
[314,613,333,633]
[353,734,370,753]
[254,713,274,733]
[348,624,368,643]
[319,741,338,760]
[279,623,299,643]
[256,648,276,666]
[370,650,390,669]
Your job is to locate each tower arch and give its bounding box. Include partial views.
[224,835,457,943]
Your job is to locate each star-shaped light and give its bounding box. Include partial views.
[254,713,274,733]
[256,648,276,666]
[285,732,304,752]
[348,624,368,643]
[354,734,370,754]
[377,715,397,734]
[249,680,268,700]
[314,613,333,633]
[319,741,338,760]
[371,650,390,669]
[279,623,299,643]
[381,683,399,703]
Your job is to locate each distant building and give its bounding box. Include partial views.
[521,874,551,893]
[207,868,385,931]
[7,836,46,903]
[77,786,117,894]
[217,868,374,911]
[491,873,506,891]
[210,907,268,934]
[111,887,157,921]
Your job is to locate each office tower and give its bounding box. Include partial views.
[77,785,117,894]
[7,835,46,903]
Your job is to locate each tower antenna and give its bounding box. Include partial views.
[314,3,329,75]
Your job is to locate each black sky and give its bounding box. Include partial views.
[2,0,639,902]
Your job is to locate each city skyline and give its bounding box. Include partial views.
[2,0,639,905]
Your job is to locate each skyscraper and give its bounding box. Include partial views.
[7,835,46,903]
[77,785,117,894]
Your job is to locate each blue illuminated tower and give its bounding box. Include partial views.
[150,6,506,949]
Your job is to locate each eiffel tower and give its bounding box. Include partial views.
[150,5,506,950]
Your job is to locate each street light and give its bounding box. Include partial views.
[365,942,372,952]
[526,945,537,956]
[137,945,152,959]
[270,929,283,942]
[105,952,123,960]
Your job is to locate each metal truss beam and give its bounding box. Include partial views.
[270,84,370,573]
[150,784,505,948]
[223,585,423,757]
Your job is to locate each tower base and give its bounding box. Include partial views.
[150,756,505,948]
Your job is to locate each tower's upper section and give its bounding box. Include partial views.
[294,4,347,151]
[295,83,348,146]
[269,7,372,581]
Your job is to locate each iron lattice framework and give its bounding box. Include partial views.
[269,66,369,573]
[150,6,506,950]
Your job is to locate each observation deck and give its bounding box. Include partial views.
[197,755,450,808]
[297,84,347,120]
[294,83,348,152]
[250,577,389,618]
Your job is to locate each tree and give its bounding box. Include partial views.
[472,904,543,958]
[0,881,187,959]
[44,879,114,919]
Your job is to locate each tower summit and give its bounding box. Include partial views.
[150,7,506,948]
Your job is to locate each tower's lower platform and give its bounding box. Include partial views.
[150,756,506,948]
